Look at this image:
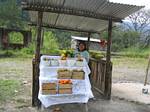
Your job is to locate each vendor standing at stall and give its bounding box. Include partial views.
[75,41,90,63]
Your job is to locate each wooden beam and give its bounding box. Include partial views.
[144,56,150,86]
[104,18,113,99]
[21,3,122,22]
[29,23,100,34]
[87,33,91,51]
[32,11,43,107]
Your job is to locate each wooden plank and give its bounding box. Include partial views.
[144,56,150,86]
[104,18,113,99]
[32,11,43,107]
[98,63,102,90]
[32,59,36,106]
[87,33,91,51]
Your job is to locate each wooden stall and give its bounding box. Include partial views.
[21,0,144,107]
[0,27,32,49]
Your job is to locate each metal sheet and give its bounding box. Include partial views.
[23,0,144,33]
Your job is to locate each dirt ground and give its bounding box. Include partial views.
[0,57,150,112]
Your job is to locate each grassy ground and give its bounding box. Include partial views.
[0,56,149,112]
[112,57,147,69]
[0,80,20,102]
[0,57,34,112]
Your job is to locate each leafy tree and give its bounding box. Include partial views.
[8,32,24,44]
[101,27,140,51]
[41,31,59,54]
[51,29,81,49]
[0,0,28,29]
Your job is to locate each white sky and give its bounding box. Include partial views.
[110,0,150,9]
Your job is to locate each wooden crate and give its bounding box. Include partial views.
[58,83,72,89]
[42,89,57,95]
[58,88,72,94]
[42,83,57,90]
[58,71,72,79]
[72,71,84,79]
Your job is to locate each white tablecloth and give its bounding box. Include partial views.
[38,55,94,108]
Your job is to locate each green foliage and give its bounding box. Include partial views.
[0,80,20,102]
[20,43,35,55]
[0,0,28,29]
[4,50,14,56]
[53,30,71,49]
[41,31,59,54]
[101,27,141,52]
[53,30,81,49]
[8,32,23,44]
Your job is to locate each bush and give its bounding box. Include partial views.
[3,50,14,56]
[41,31,59,55]
[20,43,35,55]
[8,32,24,44]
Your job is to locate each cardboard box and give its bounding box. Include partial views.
[58,88,72,94]
[42,89,57,95]
[42,83,56,90]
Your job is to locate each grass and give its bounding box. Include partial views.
[0,49,33,58]
[112,57,147,69]
[0,80,20,102]
[119,47,150,58]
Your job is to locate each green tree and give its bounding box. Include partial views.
[101,27,140,51]
[52,29,81,49]
[0,0,28,29]
[41,31,59,54]
[8,32,24,44]
[124,9,150,48]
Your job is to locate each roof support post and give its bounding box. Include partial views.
[32,11,43,107]
[41,28,44,47]
[104,18,112,99]
[87,32,91,51]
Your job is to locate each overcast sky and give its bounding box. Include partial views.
[110,0,150,9]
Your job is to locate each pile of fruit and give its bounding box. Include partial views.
[58,79,72,84]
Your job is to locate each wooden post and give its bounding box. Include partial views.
[32,11,43,107]
[144,55,150,86]
[41,28,44,47]
[104,18,112,99]
[87,33,91,51]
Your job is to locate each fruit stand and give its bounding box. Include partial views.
[21,0,144,108]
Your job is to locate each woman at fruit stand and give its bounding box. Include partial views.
[74,41,90,63]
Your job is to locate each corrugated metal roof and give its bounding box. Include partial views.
[22,0,144,33]
[71,36,100,42]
